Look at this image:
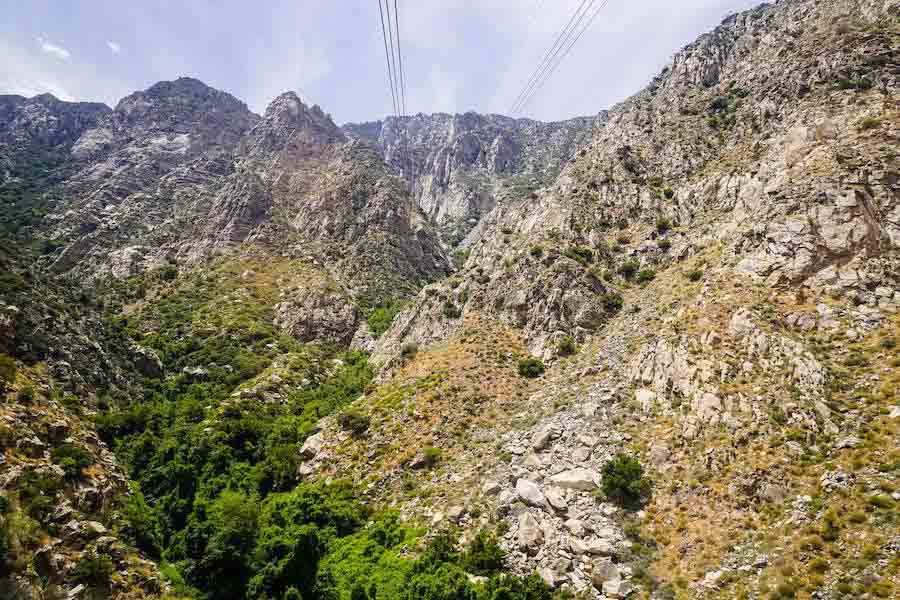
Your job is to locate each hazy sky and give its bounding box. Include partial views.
[0,0,765,123]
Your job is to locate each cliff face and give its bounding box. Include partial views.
[344,111,604,245]
[41,82,449,306]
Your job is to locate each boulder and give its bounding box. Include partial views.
[602,578,633,598]
[590,557,619,586]
[550,468,598,491]
[545,486,568,512]
[518,513,544,550]
[531,428,553,451]
[515,479,547,508]
[299,432,325,460]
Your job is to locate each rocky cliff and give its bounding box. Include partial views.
[344,112,603,245]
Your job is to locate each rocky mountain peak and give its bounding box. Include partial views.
[108,77,257,143]
[241,91,344,160]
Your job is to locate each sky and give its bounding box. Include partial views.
[0,0,766,124]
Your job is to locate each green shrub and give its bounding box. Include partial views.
[51,443,93,479]
[367,301,405,337]
[72,550,115,586]
[868,494,894,509]
[657,238,671,251]
[617,259,640,279]
[601,293,624,313]
[462,530,505,575]
[422,446,442,468]
[0,354,15,392]
[442,302,462,319]
[517,358,545,378]
[529,245,544,258]
[338,409,370,438]
[120,484,160,556]
[16,386,34,404]
[859,117,882,131]
[663,187,675,200]
[636,269,656,283]
[601,454,651,507]
[557,336,576,356]
[686,269,704,282]
[655,217,672,233]
[564,246,594,265]
[709,96,729,113]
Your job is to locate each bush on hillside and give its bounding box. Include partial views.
[517,358,545,378]
[557,336,576,356]
[601,454,651,507]
[0,354,15,392]
[51,443,93,479]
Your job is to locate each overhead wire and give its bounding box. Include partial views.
[517,0,610,113]
[377,0,401,117]
[509,0,593,114]
[392,0,414,194]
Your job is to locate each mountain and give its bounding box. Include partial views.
[344,112,603,246]
[0,0,898,598]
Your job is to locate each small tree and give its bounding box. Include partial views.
[338,409,370,438]
[462,529,505,575]
[601,454,651,507]
[517,358,545,378]
[0,354,16,392]
[557,336,576,356]
[51,443,93,479]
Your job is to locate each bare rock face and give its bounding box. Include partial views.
[44,83,450,306]
[0,93,110,151]
[273,287,360,346]
[344,112,604,245]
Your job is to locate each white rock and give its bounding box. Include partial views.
[586,538,616,556]
[299,432,325,459]
[532,429,553,451]
[545,486,569,512]
[551,468,599,491]
[516,479,548,508]
[602,578,633,598]
[564,519,587,537]
[590,557,619,586]
[635,388,656,412]
[482,480,501,495]
[518,512,544,549]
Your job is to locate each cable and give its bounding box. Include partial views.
[509,0,593,114]
[391,0,414,195]
[378,0,400,117]
[517,0,609,113]
[393,0,411,191]
[512,0,596,114]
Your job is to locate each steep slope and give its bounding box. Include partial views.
[344,112,603,246]
[46,82,449,308]
[299,0,899,598]
[0,94,110,242]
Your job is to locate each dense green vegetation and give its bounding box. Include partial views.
[0,148,72,247]
[94,266,550,599]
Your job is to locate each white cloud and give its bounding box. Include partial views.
[1,39,73,99]
[36,37,71,61]
[106,41,121,54]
